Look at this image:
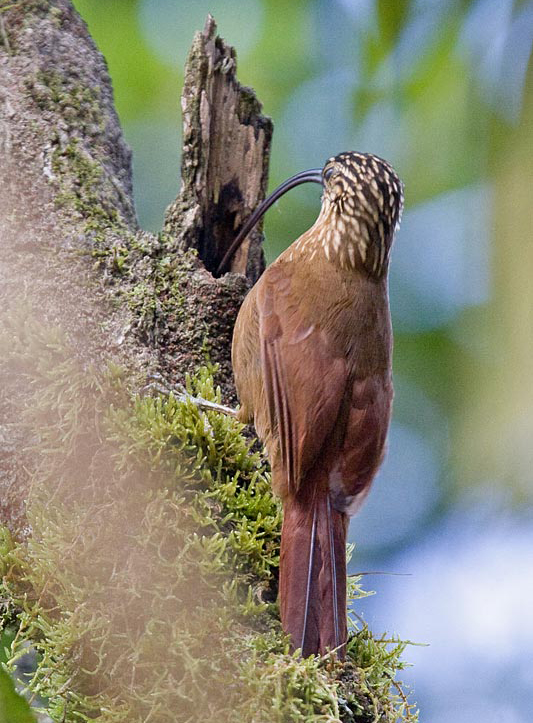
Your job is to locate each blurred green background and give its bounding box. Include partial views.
[72,1,533,721]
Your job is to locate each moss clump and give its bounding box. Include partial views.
[90,228,243,398]
[19,56,133,239]
[27,70,103,136]
[23,68,119,234]
[51,138,122,232]
[0,308,418,722]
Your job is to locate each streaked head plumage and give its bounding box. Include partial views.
[319,151,404,277]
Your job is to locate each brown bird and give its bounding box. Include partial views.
[227,151,404,659]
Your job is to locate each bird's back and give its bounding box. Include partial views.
[232,233,393,509]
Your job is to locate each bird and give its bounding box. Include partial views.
[228,151,404,659]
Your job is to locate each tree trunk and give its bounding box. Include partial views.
[0,0,272,536]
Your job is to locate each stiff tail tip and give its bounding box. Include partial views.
[279,491,348,659]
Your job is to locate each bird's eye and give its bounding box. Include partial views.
[323,167,334,182]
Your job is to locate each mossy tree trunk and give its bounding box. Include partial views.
[0,0,272,537]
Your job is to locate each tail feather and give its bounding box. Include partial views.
[300,504,318,652]
[280,489,348,658]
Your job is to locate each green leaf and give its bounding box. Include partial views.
[0,667,36,723]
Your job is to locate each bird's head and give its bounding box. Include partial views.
[316,151,404,278]
[216,150,404,278]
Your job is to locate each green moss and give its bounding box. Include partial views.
[124,234,189,311]
[0,308,418,722]
[21,66,128,241]
[93,231,201,348]
[51,138,120,233]
[1,1,47,23]
[27,70,103,136]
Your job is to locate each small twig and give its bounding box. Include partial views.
[385,672,414,721]
[60,692,71,723]
[352,571,412,577]
[349,609,367,628]
[142,374,238,417]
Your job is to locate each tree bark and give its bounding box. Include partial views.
[0,0,272,536]
[165,14,273,281]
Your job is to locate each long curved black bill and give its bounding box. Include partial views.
[216,168,323,276]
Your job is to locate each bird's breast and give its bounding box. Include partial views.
[275,251,392,376]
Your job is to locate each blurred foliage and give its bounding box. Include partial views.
[455,65,533,498]
[0,666,36,723]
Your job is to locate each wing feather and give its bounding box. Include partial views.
[233,259,392,506]
[256,263,347,495]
